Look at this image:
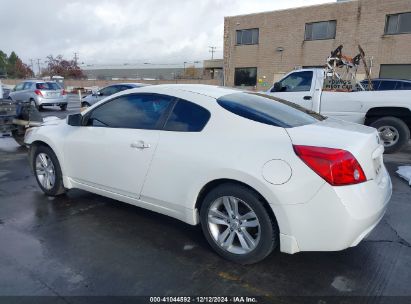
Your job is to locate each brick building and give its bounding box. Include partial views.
[223,0,411,89]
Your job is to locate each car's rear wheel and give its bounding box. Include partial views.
[32,145,66,196]
[200,183,278,264]
[370,116,410,153]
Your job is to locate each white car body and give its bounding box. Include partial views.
[25,85,392,256]
[266,68,411,152]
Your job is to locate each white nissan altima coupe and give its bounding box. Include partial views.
[25,85,392,264]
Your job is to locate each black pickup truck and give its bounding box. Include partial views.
[0,99,42,146]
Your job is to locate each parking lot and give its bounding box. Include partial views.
[0,95,411,302]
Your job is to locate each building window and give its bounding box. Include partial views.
[305,20,336,40]
[385,12,411,35]
[234,67,257,86]
[236,29,259,45]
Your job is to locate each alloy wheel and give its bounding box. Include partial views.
[207,196,261,254]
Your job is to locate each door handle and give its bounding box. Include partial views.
[303,96,312,100]
[130,141,151,149]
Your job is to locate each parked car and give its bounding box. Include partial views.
[81,83,149,107]
[360,78,411,91]
[266,69,411,153]
[2,86,11,99]
[25,85,391,264]
[9,80,68,111]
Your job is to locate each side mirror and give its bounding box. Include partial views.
[272,82,283,92]
[67,113,83,126]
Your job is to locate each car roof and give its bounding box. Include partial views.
[22,80,56,83]
[361,78,411,82]
[106,82,150,87]
[127,84,243,99]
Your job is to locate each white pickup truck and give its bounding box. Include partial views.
[266,68,411,153]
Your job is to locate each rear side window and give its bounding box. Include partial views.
[398,81,411,90]
[378,81,397,90]
[164,99,210,132]
[217,93,324,128]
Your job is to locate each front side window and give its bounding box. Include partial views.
[14,83,24,91]
[385,12,411,34]
[305,20,336,40]
[234,67,257,86]
[273,71,313,92]
[23,82,33,90]
[236,28,259,45]
[164,99,210,132]
[217,93,324,128]
[86,94,173,129]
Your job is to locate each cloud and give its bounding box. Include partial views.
[0,0,331,67]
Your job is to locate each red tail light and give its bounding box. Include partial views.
[34,89,43,97]
[293,145,366,186]
[61,89,67,95]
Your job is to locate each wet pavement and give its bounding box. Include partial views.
[0,106,411,302]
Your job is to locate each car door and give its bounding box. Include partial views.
[140,96,212,218]
[63,93,174,199]
[267,70,315,110]
[10,82,25,101]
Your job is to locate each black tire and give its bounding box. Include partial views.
[30,99,41,111]
[370,116,410,154]
[32,145,66,196]
[60,104,67,111]
[11,129,25,146]
[200,183,278,264]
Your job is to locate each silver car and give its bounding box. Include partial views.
[9,80,68,111]
[81,83,149,107]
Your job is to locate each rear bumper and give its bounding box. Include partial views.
[36,96,68,106]
[272,166,392,254]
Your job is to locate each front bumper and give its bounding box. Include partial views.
[272,165,392,254]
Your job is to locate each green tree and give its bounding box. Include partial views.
[0,51,8,77]
[0,50,33,78]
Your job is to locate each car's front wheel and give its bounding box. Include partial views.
[60,104,67,111]
[32,145,66,196]
[200,183,278,264]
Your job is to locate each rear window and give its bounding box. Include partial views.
[217,93,324,128]
[36,82,61,90]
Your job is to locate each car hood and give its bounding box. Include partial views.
[41,116,64,126]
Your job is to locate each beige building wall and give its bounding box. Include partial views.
[224,0,411,90]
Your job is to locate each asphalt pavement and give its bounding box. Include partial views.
[0,98,411,303]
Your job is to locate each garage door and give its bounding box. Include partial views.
[380,64,411,80]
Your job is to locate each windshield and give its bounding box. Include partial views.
[36,82,61,90]
[217,92,325,128]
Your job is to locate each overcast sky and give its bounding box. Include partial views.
[0,0,331,69]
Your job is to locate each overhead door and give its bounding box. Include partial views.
[380,64,411,80]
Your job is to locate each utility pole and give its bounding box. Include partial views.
[36,59,41,77]
[209,46,217,60]
[29,59,34,72]
[74,52,79,65]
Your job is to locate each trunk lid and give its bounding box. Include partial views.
[286,118,384,183]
